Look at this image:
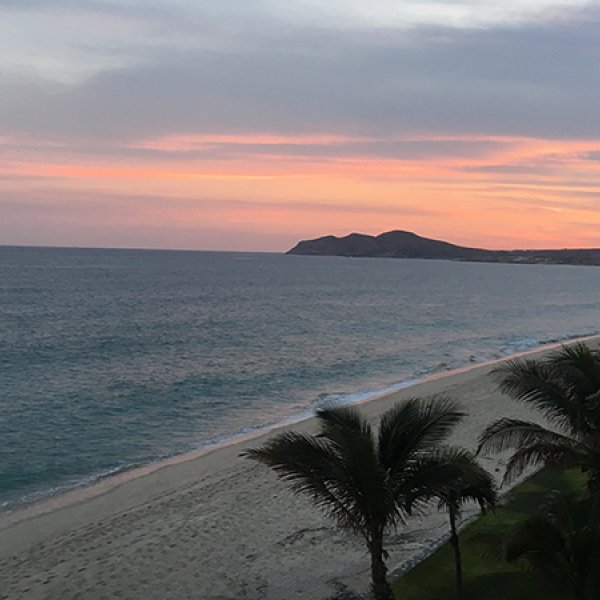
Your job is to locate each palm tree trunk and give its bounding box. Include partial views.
[369,530,395,600]
[449,506,463,600]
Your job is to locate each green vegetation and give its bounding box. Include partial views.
[393,468,586,600]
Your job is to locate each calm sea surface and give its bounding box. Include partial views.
[1,246,600,509]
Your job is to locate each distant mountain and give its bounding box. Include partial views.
[287,230,600,266]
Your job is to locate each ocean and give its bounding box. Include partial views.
[1,246,599,511]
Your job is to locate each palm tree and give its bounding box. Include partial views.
[242,396,471,600]
[477,343,600,492]
[434,454,497,600]
[504,493,600,600]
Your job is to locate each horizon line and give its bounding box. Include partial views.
[4,229,600,254]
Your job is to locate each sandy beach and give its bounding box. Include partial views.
[1,338,597,600]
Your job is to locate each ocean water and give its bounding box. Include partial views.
[1,246,600,510]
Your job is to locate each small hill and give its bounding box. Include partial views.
[288,230,490,259]
[287,231,600,266]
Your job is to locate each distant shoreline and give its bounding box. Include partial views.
[288,230,600,266]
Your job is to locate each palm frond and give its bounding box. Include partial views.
[333,423,395,528]
[502,442,585,484]
[535,491,596,530]
[492,359,578,430]
[504,493,600,595]
[241,432,365,533]
[317,407,399,530]
[548,343,600,395]
[504,514,569,574]
[396,447,479,516]
[435,451,498,512]
[378,395,465,476]
[317,405,372,438]
[477,418,576,455]
[582,389,600,434]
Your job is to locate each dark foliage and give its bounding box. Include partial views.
[243,396,473,600]
[504,493,600,600]
[478,343,600,490]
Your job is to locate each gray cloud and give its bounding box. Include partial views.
[582,151,600,162]
[0,134,509,162]
[2,5,600,150]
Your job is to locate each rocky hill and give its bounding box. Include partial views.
[287,231,600,266]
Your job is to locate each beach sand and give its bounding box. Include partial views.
[1,338,597,600]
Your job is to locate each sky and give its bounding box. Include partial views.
[2,0,600,251]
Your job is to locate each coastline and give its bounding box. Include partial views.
[2,331,595,525]
[1,335,598,599]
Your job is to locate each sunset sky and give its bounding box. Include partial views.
[2,0,600,251]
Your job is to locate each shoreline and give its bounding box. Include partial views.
[2,332,596,530]
[2,334,599,599]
